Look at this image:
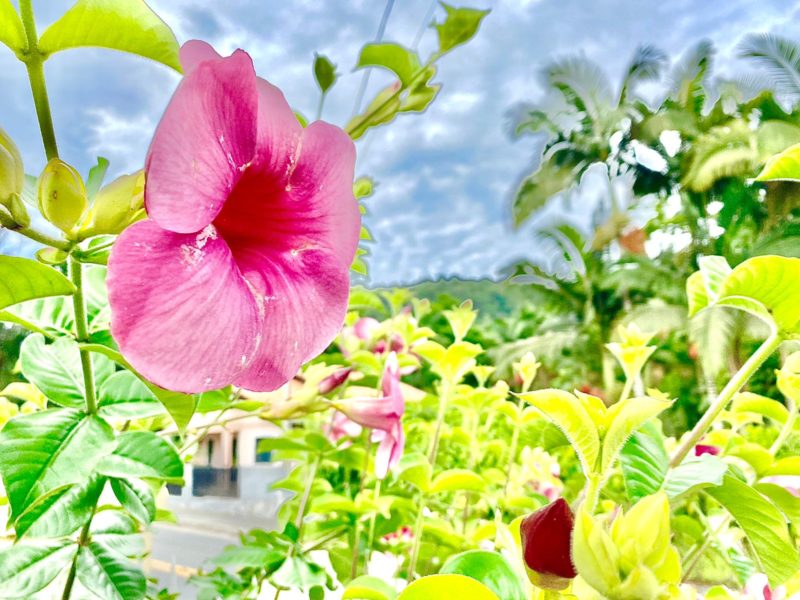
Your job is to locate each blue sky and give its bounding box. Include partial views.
[2,0,800,285]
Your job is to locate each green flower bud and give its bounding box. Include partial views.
[37,158,88,235]
[80,170,145,237]
[0,127,24,207]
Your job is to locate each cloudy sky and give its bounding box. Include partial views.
[2,0,799,285]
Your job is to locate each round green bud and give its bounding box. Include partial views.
[37,158,88,235]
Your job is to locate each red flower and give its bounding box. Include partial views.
[694,444,720,457]
[520,498,577,589]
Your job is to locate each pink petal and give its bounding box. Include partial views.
[373,426,404,479]
[231,245,352,391]
[107,220,260,392]
[145,49,258,234]
[253,78,303,176]
[179,40,221,73]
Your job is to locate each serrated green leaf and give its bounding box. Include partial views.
[96,431,182,483]
[0,256,74,311]
[433,4,491,55]
[38,0,181,71]
[20,334,115,407]
[0,408,115,518]
[77,541,146,600]
[602,396,673,474]
[518,389,599,475]
[619,421,669,503]
[15,475,104,538]
[0,540,75,598]
[0,0,25,54]
[110,478,156,524]
[707,476,800,586]
[97,370,164,419]
[357,42,421,87]
[429,469,486,494]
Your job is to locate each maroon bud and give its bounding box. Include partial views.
[694,444,720,457]
[520,498,577,589]
[319,368,353,395]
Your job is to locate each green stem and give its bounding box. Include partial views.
[771,390,797,455]
[61,508,94,600]
[295,453,322,537]
[406,493,427,582]
[670,333,782,467]
[315,92,326,121]
[502,419,521,496]
[618,376,634,404]
[350,436,373,579]
[366,479,382,563]
[69,257,97,414]
[19,0,58,161]
[427,380,450,465]
[583,473,601,513]
[0,211,70,250]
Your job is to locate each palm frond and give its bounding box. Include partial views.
[619,44,667,105]
[544,55,614,123]
[669,39,715,111]
[738,33,800,100]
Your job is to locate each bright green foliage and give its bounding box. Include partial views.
[618,421,668,503]
[707,476,800,586]
[398,574,500,600]
[357,43,421,87]
[38,0,181,71]
[757,142,800,181]
[440,550,526,600]
[0,540,76,598]
[0,256,74,311]
[313,53,337,93]
[0,0,25,54]
[433,4,491,55]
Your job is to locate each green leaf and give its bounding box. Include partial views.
[20,333,115,407]
[433,4,491,55]
[707,476,800,586]
[755,482,800,528]
[439,550,525,600]
[664,454,727,498]
[429,469,486,494]
[0,540,75,598]
[764,456,800,476]
[343,575,397,600]
[97,370,165,419]
[212,545,285,571]
[270,555,328,592]
[16,475,105,538]
[310,493,359,514]
[90,511,146,557]
[602,396,673,474]
[517,389,600,475]
[38,0,181,71]
[96,431,183,483]
[0,0,25,54]
[85,156,110,201]
[398,574,500,600]
[0,408,115,518]
[77,541,146,600]
[313,53,337,93]
[756,142,800,181]
[395,452,432,493]
[357,42,421,87]
[257,437,312,453]
[619,421,669,504]
[0,256,75,311]
[110,478,156,524]
[717,255,800,334]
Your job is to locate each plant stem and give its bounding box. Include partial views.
[770,389,797,455]
[583,473,601,513]
[618,376,634,403]
[315,92,326,121]
[503,418,521,496]
[365,479,382,565]
[670,333,782,467]
[61,508,94,600]
[69,257,97,414]
[350,436,373,579]
[405,493,427,582]
[427,380,450,465]
[0,211,70,250]
[295,453,322,537]
[18,0,58,161]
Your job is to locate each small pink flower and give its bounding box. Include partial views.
[373,334,404,355]
[107,41,359,393]
[746,574,785,600]
[694,444,720,457]
[326,411,362,443]
[354,317,380,341]
[336,352,405,479]
[319,368,353,395]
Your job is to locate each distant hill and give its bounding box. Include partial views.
[405,277,533,316]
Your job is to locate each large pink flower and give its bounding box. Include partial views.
[335,352,405,479]
[107,41,359,393]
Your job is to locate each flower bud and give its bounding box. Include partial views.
[520,498,577,590]
[38,158,88,235]
[80,170,145,237]
[0,127,24,207]
[319,367,352,395]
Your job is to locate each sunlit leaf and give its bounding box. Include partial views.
[433,4,491,55]
[0,256,74,311]
[619,421,668,504]
[96,431,183,483]
[15,475,104,538]
[357,42,421,87]
[0,540,75,598]
[756,142,800,182]
[399,574,500,600]
[430,469,486,494]
[0,0,25,54]
[38,0,181,71]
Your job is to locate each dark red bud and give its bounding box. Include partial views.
[520,498,577,582]
[694,444,720,457]
[319,368,353,395]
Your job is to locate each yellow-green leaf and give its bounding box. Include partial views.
[430,469,486,494]
[0,256,75,311]
[38,0,181,72]
[398,574,499,600]
[602,396,673,474]
[0,0,25,54]
[756,142,800,182]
